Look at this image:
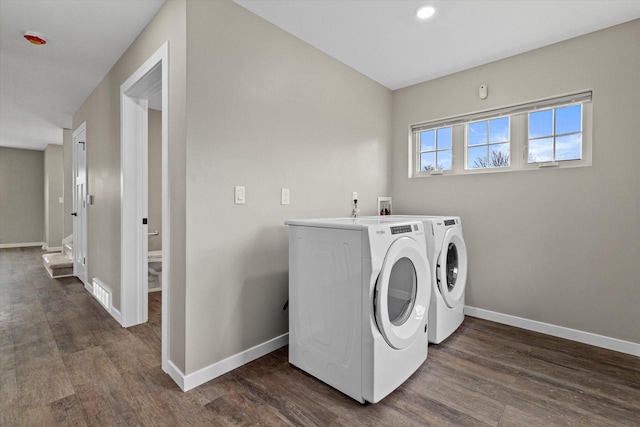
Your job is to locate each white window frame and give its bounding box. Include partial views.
[464,116,512,172]
[410,91,592,178]
[415,125,455,176]
[523,101,592,170]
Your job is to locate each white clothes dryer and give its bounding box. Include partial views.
[364,216,468,344]
[285,218,431,403]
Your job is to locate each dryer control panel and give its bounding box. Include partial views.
[391,224,417,234]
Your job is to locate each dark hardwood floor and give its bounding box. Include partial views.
[1,247,639,426]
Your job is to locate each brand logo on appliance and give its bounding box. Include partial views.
[376,230,386,235]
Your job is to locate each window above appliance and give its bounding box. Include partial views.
[410,91,592,177]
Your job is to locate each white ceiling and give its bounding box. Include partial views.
[2,1,639,152]
[234,0,640,90]
[0,0,165,151]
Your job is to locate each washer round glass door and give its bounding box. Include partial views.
[375,237,430,350]
[437,228,468,309]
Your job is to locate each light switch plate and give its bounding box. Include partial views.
[281,188,290,205]
[235,186,245,204]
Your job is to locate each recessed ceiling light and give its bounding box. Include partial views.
[416,5,436,20]
[24,31,47,45]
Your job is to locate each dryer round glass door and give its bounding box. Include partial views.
[436,228,468,309]
[375,237,430,350]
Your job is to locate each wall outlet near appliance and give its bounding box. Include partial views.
[281,188,290,205]
[235,186,246,204]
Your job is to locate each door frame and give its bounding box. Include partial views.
[120,42,169,372]
[72,121,89,287]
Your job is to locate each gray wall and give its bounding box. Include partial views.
[184,0,392,373]
[44,144,64,249]
[63,129,73,239]
[148,108,162,252]
[69,0,638,386]
[72,0,187,370]
[391,20,640,344]
[0,147,44,245]
[69,0,389,377]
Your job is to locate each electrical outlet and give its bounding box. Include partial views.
[235,186,245,204]
[281,188,290,205]
[352,191,358,201]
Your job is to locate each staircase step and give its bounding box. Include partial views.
[42,253,74,279]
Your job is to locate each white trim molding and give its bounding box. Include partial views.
[172,333,289,392]
[120,43,170,384]
[83,279,124,326]
[0,242,44,249]
[110,307,123,325]
[165,360,186,391]
[465,306,640,357]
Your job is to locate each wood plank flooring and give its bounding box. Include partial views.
[1,247,639,426]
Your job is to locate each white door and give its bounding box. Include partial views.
[436,228,467,308]
[374,237,430,350]
[72,123,88,285]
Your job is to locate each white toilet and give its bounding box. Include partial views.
[148,250,162,292]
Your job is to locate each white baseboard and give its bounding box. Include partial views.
[178,333,289,392]
[464,306,640,357]
[0,242,45,249]
[110,306,123,325]
[46,246,62,252]
[83,278,124,326]
[91,277,124,324]
[165,360,186,391]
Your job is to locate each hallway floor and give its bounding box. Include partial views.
[1,247,638,426]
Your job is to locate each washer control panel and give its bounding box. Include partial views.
[391,224,419,234]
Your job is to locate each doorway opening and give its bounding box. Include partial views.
[72,122,88,287]
[120,42,169,372]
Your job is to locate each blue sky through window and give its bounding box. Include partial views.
[419,127,453,171]
[529,105,582,162]
[468,117,510,169]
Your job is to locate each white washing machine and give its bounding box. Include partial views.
[364,216,468,344]
[285,218,431,403]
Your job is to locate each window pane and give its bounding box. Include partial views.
[468,121,487,146]
[437,127,452,149]
[468,146,487,169]
[489,117,509,142]
[437,150,452,170]
[420,130,435,151]
[529,109,553,138]
[489,143,510,167]
[555,134,582,161]
[528,137,553,163]
[556,105,581,135]
[421,152,436,171]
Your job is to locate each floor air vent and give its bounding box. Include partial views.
[92,278,112,311]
